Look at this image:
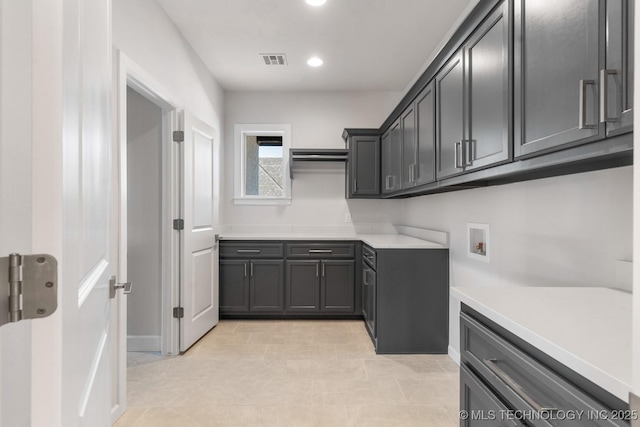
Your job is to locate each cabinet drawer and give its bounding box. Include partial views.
[362,244,376,269]
[220,242,284,259]
[461,312,628,427]
[286,243,355,258]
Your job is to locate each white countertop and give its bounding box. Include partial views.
[452,286,632,403]
[220,232,446,249]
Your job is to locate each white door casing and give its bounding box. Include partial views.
[180,112,219,352]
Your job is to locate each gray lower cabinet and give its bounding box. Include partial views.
[219,260,250,312]
[364,245,449,354]
[343,129,381,198]
[250,260,284,312]
[220,241,359,317]
[285,259,355,313]
[461,307,630,427]
[514,0,603,157]
[220,259,283,313]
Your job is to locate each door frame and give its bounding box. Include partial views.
[112,50,181,419]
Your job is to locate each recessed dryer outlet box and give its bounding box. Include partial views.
[467,223,490,262]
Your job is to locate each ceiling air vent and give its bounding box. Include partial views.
[261,53,287,66]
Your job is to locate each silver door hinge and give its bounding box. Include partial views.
[173,130,184,142]
[173,307,184,318]
[0,253,58,328]
[173,219,184,230]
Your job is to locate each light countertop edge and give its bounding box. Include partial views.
[451,286,632,403]
[219,233,447,249]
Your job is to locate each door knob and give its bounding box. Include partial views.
[109,276,133,299]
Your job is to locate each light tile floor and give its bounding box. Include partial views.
[115,320,460,427]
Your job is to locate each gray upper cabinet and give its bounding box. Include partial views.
[382,120,402,194]
[343,129,380,198]
[400,105,416,189]
[413,82,436,186]
[437,1,510,180]
[603,0,634,137]
[514,0,604,158]
[436,51,465,179]
[465,0,511,170]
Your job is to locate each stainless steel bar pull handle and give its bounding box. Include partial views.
[316,263,319,277]
[454,141,463,169]
[309,249,333,254]
[600,69,618,123]
[250,262,254,277]
[579,79,596,129]
[483,358,558,413]
[464,140,473,167]
[237,249,261,254]
[244,262,247,277]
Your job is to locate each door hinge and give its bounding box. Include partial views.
[173,219,184,230]
[173,130,184,142]
[173,307,184,318]
[1,253,58,328]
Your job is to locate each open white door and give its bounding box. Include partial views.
[179,111,219,351]
[59,0,116,425]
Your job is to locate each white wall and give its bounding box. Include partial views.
[222,91,404,230]
[113,0,223,128]
[400,166,633,358]
[126,88,162,350]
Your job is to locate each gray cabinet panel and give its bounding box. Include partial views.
[414,82,436,186]
[604,0,633,137]
[436,51,465,179]
[250,260,284,312]
[286,243,355,258]
[220,242,284,258]
[460,365,522,427]
[401,106,416,189]
[382,120,402,194]
[514,0,604,157]
[286,261,320,312]
[466,1,511,170]
[362,261,376,340]
[321,260,355,312]
[351,135,380,196]
[219,260,249,312]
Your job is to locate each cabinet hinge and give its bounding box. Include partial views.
[1,253,58,328]
[173,307,184,319]
[173,219,184,230]
[173,130,184,142]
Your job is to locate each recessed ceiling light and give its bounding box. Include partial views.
[305,0,327,6]
[307,57,323,67]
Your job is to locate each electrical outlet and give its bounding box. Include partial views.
[344,213,352,223]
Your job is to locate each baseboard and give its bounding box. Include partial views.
[127,335,161,352]
[448,345,461,366]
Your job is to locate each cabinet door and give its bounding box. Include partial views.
[603,0,633,136]
[414,82,436,186]
[362,263,376,339]
[250,260,284,312]
[321,260,355,313]
[219,260,249,312]
[436,51,465,179]
[465,1,511,170]
[460,365,522,427]
[514,0,603,158]
[351,135,380,197]
[286,261,320,312]
[401,105,416,189]
[382,120,402,194]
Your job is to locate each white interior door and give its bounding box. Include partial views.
[60,0,115,425]
[180,111,219,351]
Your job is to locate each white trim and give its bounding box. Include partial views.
[233,123,292,204]
[448,345,461,365]
[126,335,162,352]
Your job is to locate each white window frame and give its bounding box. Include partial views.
[234,123,292,205]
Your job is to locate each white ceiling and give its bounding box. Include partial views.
[157,0,476,92]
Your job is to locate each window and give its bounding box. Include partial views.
[234,124,291,205]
